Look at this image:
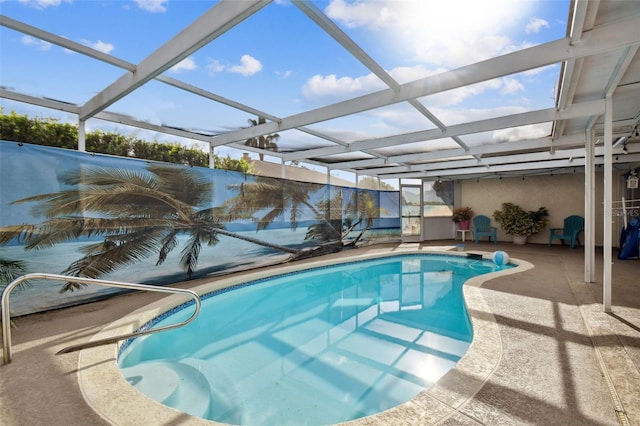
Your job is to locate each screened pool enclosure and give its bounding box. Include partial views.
[1,0,639,313]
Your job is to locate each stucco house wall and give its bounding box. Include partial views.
[458,172,621,246]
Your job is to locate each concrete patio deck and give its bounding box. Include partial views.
[1,241,638,425]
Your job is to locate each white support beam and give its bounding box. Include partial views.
[209,146,215,169]
[0,15,349,151]
[0,89,80,114]
[157,75,350,148]
[157,75,274,121]
[597,43,639,312]
[292,1,394,89]
[374,150,640,179]
[553,57,584,142]
[95,111,213,144]
[292,0,469,155]
[362,146,593,175]
[283,100,605,161]
[0,15,136,71]
[361,142,639,176]
[328,133,588,170]
[604,45,640,98]
[79,0,270,120]
[0,90,279,160]
[78,120,86,152]
[380,158,589,179]
[96,111,287,161]
[603,96,613,313]
[210,17,640,146]
[585,128,596,283]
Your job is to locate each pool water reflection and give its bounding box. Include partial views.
[118,254,511,425]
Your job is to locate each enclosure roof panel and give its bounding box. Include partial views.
[1,0,639,180]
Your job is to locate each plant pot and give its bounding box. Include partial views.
[512,235,527,245]
[458,220,470,230]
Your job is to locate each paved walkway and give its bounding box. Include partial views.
[1,242,638,425]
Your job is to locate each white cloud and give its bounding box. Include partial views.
[325,0,399,29]
[134,0,167,13]
[426,79,505,107]
[415,35,522,69]
[500,77,525,95]
[206,55,263,76]
[207,59,226,74]
[493,123,551,141]
[21,35,52,51]
[17,0,68,9]
[525,18,550,34]
[302,72,384,101]
[435,105,526,125]
[170,56,197,73]
[301,63,517,108]
[388,64,440,84]
[278,70,293,79]
[326,0,535,68]
[81,39,114,54]
[367,103,434,131]
[228,55,262,76]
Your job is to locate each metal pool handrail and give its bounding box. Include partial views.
[1,273,201,364]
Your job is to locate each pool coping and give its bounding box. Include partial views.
[77,248,533,426]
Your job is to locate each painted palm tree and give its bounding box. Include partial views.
[0,165,298,291]
[0,258,27,289]
[225,177,354,260]
[306,189,382,246]
[304,191,343,242]
[344,189,383,245]
[225,176,331,232]
[0,258,27,326]
[244,116,279,161]
[226,177,379,248]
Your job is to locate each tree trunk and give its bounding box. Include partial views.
[213,228,300,254]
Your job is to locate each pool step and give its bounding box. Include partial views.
[120,359,211,418]
[181,358,243,424]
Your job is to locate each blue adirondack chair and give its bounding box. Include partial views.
[473,215,497,243]
[549,215,584,248]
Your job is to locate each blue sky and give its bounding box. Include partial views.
[1,0,571,171]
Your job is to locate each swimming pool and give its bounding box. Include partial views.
[115,253,513,425]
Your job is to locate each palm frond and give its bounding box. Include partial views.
[60,230,166,290]
[157,231,179,265]
[149,165,212,207]
[0,217,176,250]
[17,220,86,250]
[257,208,284,231]
[180,233,202,279]
[289,204,299,230]
[59,167,158,188]
[12,165,202,221]
[0,258,27,286]
[0,224,38,245]
[194,206,237,224]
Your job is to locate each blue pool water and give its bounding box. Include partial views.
[118,254,511,425]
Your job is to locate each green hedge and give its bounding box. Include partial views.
[0,109,224,168]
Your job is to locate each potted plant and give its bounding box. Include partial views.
[492,203,549,244]
[452,206,474,230]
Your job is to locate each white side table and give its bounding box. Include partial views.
[456,229,471,242]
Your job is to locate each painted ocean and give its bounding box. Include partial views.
[1,227,399,316]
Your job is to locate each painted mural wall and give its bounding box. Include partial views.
[0,142,400,315]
